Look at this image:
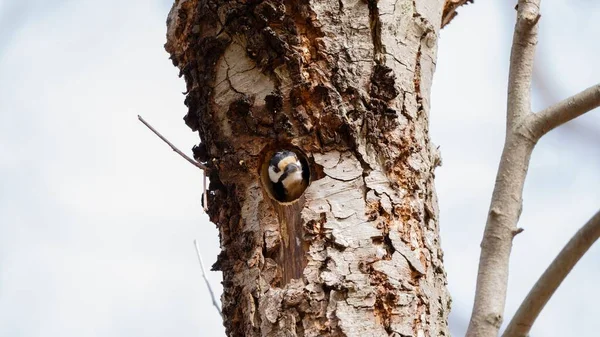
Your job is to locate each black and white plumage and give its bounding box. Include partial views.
[268,150,308,202]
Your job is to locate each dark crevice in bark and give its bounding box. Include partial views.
[371,64,400,101]
[274,201,307,284]
[413,39,424,119]
[367,0,384,59]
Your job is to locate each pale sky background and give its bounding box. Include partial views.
[0,1,598,336]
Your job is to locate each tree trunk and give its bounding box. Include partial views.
[165,0,450,336]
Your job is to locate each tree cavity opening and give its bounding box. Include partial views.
[260,146,311,204]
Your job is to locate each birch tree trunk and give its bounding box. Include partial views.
[165,0,450,335]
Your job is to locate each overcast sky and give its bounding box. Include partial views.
[0,1,599,336]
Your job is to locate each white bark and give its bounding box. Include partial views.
[166,0,451,335]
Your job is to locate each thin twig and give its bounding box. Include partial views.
[503,210,600,337]
[525,83,600,140]
[138,115,208,171]
[202,170,208,212]
[194,239,222,317]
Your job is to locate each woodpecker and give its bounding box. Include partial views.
[268,150,308,202]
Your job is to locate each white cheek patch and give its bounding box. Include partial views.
[268,166,284,183]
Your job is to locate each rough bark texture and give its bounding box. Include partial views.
[165,0,449,336]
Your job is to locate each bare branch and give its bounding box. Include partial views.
[138,115,208,171]
[194,240,222,318]
[533,60,600,147]
[503,210,600,337]
[467,1,541,336]
[471,3,597,334]
[525,83,600,140]
[507,0,540,124]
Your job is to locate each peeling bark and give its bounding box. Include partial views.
[442,0,473,27]
[165,0,449,336]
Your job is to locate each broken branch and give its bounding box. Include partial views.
[506,0,540,124]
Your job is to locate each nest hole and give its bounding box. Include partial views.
[260,146,311,204]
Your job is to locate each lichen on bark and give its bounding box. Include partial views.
[165,0,450,336]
